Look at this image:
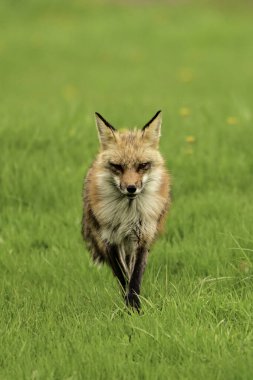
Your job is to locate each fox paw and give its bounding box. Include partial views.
[125,292,141,312]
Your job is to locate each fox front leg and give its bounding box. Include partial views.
[125,246,148,311]
[107,244,128,293]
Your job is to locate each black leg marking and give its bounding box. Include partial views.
[125,246,148,311]
[107,244,128,293]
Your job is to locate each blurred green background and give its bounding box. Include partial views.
[0,1,253,379]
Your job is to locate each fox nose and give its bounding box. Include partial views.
[127,185,137,194]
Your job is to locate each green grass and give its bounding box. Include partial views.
[1,1,253,379]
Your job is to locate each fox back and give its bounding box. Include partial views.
[82,111,171,310]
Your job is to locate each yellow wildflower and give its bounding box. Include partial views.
[185,136,196,144]
[180,107,191,117]
[226,116,238,125]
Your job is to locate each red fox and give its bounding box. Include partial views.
[82,111,171,310]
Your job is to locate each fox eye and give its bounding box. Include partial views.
[109,163,123,172]
[138,162,151,171]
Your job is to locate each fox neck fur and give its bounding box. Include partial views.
[95,165,167,245]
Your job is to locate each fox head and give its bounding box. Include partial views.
[95,111,165,199]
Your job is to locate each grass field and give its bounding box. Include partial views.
[1,1,253,379]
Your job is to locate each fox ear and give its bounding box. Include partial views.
[95,112,117,149]
[142,110,162,148]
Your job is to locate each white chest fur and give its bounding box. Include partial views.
[95,171,165,246]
